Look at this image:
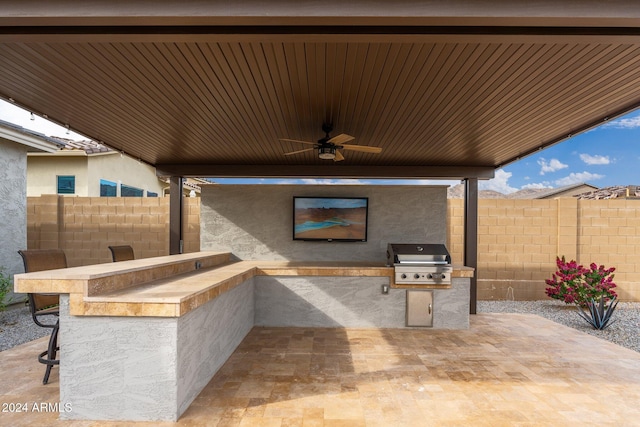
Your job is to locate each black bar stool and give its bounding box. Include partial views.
[18,249,67,385]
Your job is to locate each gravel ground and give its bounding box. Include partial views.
[478,299,640,353]
[1,300,639,353]
[0,303,50,352]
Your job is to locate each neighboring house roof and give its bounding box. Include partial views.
[0,119,63,152]
[575,185,640,199]
[509,183,599,199]
[161,177,210,196]
[448,182,602,199]
[29,137,118,157]
[183,178,210,192]
[55,137,112,154]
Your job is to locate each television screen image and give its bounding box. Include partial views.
[293,197,368,241]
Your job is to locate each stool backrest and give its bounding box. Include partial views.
[18,249,67,312]
[18,249,68,273]
[108,245,135,262]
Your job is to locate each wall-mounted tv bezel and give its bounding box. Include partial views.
[293,196,369,242]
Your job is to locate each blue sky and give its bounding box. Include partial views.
[1,99,637,193]
[494,113,640,193]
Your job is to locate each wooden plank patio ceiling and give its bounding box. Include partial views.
[2,4,640,178]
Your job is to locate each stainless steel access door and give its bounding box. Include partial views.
[406,290,434,327]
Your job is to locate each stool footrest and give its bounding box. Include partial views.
[38,349,60,366]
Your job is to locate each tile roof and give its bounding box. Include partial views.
[575,185,640,199]
[0,119,65,148]
[53,137,112,154]
[508,183,598,199]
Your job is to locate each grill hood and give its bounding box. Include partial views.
[386,243,451,266]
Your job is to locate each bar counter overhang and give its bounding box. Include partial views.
[14,251,474,421]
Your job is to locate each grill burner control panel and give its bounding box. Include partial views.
[394,266,452,285]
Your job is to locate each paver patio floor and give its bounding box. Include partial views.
[1,313,639,426]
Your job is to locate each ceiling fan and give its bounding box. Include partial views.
[280,123,382,161]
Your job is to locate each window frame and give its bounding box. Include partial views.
[56,175,75,195]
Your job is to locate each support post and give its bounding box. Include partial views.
[464,178,478,314]
[169,176,183,255]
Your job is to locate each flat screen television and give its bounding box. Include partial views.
[293,196,369,242]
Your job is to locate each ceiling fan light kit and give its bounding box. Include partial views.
[318,146,336,160]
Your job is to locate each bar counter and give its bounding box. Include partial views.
[13,251,473,422]
[14,251,473,318]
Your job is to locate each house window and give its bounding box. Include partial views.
[100,179,117,197]
[147,191,158,197]
[57,175,75,194]
[121,184,143,197]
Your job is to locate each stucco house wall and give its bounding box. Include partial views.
[27,154,88,196]
[0,121,61,304]
[27,151,164,197]
[0,139,30,303]
[86,152,164,197]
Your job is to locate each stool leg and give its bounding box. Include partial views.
[43,321,59,385]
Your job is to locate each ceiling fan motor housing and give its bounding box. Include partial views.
[321,123,333,135]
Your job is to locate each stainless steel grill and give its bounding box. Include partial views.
[386,243,452,285]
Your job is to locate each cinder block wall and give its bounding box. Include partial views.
[26,194,639,300]
[26,196,200,267]
[448,198,640,301]
[577,199,640,301]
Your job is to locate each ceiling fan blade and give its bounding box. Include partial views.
[284,148,315,156]
[327,133,355,144]
[279,138,316,146]
[333,150,345,162]
[341,144,382,154]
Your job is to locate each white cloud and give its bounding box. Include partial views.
[579,153,610,165]
[538,158,568,175]
[521,182,552,190]
[554,172,605,186]
[479,169,517,194]
[603,115,640,129]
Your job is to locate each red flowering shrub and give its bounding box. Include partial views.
[545,256,616,306]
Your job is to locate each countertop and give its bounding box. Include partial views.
[14,252,474,317]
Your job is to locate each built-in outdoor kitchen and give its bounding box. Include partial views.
[14,184,473,422]
[203,184,471,331]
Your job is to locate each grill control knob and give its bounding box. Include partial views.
[427,273,433,279]
[441,274,447,279]
[414,273,420,279]
[400,273,407,279]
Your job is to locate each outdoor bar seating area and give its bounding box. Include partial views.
[13,250,473,421]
